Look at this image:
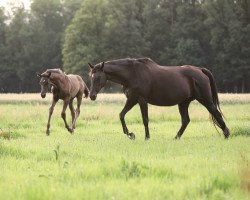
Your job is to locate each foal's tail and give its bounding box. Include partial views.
[202,68,224,129]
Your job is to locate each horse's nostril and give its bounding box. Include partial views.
[90,94,96,101]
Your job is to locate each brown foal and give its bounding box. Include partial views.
[37,69,89,135]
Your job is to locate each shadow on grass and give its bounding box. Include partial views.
[199,176,236,198]
[231,126,250,137]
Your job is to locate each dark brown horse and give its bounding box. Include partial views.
[37,69,89,135]
[88,58,230,140]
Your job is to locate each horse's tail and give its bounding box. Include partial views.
[201,68,224,130]
[84,84,89,98]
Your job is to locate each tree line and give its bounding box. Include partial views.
[0,0,249,93]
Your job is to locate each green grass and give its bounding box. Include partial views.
[0,94,249,200]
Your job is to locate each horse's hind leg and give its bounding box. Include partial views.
[61,99,73,133]
[175,100,191,139]
[72,94,82,130]
[202,102,230,138]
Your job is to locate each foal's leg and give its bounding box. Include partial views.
[120,98,137,139]
[72,94,82,130]
[69,98,76,128]
[61,99,73,133]
[175,101,191,139]
[46,97,58,135]
[138,97,150,140]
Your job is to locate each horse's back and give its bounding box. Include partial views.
[146,65,210,106]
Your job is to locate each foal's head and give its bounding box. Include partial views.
[37,71,51,98]
[89,62,107,101]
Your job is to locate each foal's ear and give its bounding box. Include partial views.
[100,62,104,71]
[36,72,42,78]
[88,63,94,69]
[47,72,51,78]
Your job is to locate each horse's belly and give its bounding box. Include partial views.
[147,94,189,106]
[147,81,193,106]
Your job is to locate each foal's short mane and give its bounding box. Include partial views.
[135,57,155,64]
[47,68,65,74]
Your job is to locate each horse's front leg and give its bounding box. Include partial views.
[61,98,73,133]
[119,98,137,140]
[138,97,150,140]
[46,97,58,135]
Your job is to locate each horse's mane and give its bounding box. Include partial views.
[106,57,156,67]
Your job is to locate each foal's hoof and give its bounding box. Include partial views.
[128,132,135,140]
[46,130,50,136]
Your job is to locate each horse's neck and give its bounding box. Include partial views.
[104,63,130,86]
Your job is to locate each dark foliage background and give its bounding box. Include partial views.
[0,0,249,93]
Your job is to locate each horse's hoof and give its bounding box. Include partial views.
[224,127,230,139]
[128,132,135,140]
[46,130,50,136]
[145,136,150,141]
[174,134,181,140]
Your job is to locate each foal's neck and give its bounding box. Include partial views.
[50,73,67,91]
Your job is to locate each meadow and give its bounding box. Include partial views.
[0,93,249,200]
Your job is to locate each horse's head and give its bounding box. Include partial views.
[89,62,107,101]
[36,71,52,98]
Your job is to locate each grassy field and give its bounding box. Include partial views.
[0,93,249,200]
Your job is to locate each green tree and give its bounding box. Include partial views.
[4,6,30,92]
[205,0,250,92]
[106,0,149,58]
[63,0,110,80]
[0,7,8,92]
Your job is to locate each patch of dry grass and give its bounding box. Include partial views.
[0,93,250,104]
[239,152,250,193]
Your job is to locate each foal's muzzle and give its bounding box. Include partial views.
[41,93,46,98]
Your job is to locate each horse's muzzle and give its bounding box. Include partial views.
[41,93,46,98]
[90,94,96,101]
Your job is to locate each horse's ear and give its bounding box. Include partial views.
[100,62,104,71]
[36,72,42,78]
[88,63,94,69]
